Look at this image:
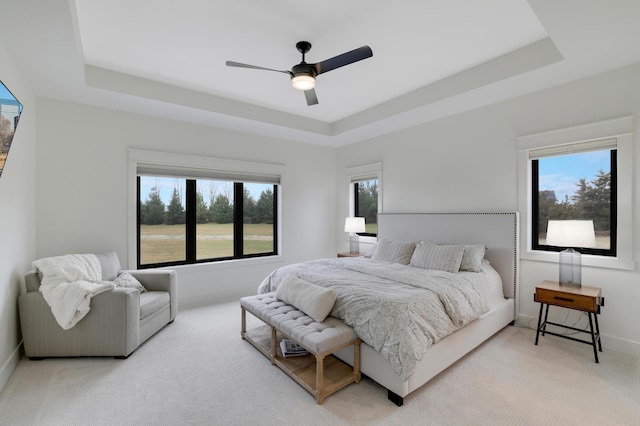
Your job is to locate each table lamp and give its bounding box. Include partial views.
[546,220,596,287]
[344,217,366,255]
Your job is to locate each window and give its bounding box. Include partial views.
[130,150,282,269]
[346,162,382,240]
[518,116,633,270]
[531,141,617,257]
[137,176,278,268]
[353,177,378,236]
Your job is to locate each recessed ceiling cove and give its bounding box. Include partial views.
[73,0,548,123]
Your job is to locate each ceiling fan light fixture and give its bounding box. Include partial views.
[291,74,315,91]
[226,42,372,105]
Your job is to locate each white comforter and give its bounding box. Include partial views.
[258,257,492,379]
[33,254,114,330]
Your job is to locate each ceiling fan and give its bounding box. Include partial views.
[225,41,373,106]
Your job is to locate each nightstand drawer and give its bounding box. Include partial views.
[536,288,598,312]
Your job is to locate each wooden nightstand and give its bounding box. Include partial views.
[337,252,362,258]
[534,280,604,362]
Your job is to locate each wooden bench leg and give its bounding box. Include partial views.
[316,353,325,404]
[354,339,361,383]
[270,327,277,365]
[240,306,246,339]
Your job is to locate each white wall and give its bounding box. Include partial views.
[0,44,37,389]
[336,62,640,357]
[35,98,336,307]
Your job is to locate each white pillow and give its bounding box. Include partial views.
[96,252,121,281]
[114,272,146,292]
[459,245,486,272]
[363,243,378,258]
[275,274,337,322]
[410,242,464,273]
[370,238,416,265]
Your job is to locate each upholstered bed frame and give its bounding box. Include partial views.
[334,212,519,406]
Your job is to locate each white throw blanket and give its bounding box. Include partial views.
[33,254,114,330]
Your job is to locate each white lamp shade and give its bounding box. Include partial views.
[546,220,596,248]
[344,217,366,233]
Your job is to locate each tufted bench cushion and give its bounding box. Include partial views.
[240,292,356,354]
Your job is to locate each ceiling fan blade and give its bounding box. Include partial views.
[304,88,318,106]
[225,61,290,75]
[313,45,373,75]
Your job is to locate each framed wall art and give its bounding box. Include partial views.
[0,80,23,178]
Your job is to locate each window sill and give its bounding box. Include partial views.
[522,250,635,271]
[359,235,378,244]
[153,254,285,272]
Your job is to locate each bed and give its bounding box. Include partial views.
[258,212,519,405]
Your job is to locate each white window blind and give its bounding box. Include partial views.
[137,164,280,184]
[529,138,617,160]
[351,174,378,184]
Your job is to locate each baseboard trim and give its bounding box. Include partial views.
[0,341,23,392]
[517,313,640,358]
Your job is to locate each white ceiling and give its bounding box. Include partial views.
[2,0,640,146]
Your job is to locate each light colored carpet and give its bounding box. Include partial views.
[1,301,639,426]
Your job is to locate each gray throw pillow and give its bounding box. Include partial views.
[114,272,146,292]
[459,245,486,272]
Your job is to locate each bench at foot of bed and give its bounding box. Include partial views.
[240,293,361,404]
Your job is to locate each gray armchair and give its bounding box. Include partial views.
[18,255,177,359]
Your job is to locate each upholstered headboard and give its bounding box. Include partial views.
[377,212,519,300]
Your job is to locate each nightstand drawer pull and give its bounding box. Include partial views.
[554,296,574,303]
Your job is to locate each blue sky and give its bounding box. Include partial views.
[0,82,12,99]
[0,81,22,112]
[139,176,269,206]
[140,151,608,206]
[538,150,609,203]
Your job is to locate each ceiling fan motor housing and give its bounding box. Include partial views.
[291,63,317,78]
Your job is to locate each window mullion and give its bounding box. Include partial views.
[233,182,243,257]
[185,179,196,261]
[531,160,540,251]
[272,185,278,253]
[609,150,617,256]
[136,176,142,268]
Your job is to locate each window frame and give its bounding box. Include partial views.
[346,162,382,242]
[517,116,634,270]
[136,177,278,269]
[353,178,378,237]
[530,149,617,257]
[128,149,284,269]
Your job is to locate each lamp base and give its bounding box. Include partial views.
[349,235,360,255]
[558,248,582,288]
